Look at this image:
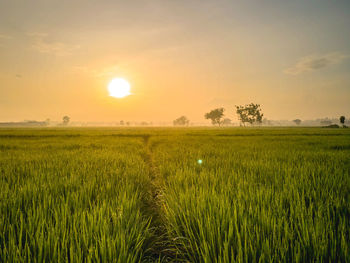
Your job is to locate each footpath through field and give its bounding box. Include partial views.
[140,134,177,261]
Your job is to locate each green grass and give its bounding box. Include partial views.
[0,131,155,262]
[0,127,349,262]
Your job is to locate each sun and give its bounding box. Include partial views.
[108,78,131,98]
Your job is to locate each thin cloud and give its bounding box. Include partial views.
[27,32,79,56]
[284,53,348,75]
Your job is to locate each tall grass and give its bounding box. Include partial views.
[0,132,155,262]
[0,128,349,262]
[152,130,350,262]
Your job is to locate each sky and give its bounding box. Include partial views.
[0,0,349,123]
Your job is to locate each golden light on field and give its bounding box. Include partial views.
[108,78,131,98]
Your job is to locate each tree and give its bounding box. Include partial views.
[62,116,70,125]
[173,116,190,126]
[120,120,124,126]
[235,103,263,126]
[340,116,345,127]
[205,108,225,126]
[293,119,302,125]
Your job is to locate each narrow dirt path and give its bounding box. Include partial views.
[141,135,177,262]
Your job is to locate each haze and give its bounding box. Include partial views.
[0,0,349,123]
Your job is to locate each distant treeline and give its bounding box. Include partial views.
[0,116,348,127]
[0,121,47,127]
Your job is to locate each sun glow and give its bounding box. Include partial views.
[108,78,131,98]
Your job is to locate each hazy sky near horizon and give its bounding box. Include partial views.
[0,0,349,123]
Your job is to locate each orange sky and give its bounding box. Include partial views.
[0,0,350,123]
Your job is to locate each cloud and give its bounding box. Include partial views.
[284,53,348,75]
[27,32,79,56]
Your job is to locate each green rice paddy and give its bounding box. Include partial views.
[0,127,349,262]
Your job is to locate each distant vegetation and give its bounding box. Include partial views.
[323,124,340,128]
[235,103,263,126]
[173,116,190,126]
[293,119,302,125]
[204,103,264,126]
[322,116,348,128]
[204,108,225,126]
[0,109,347,128]
[340,115,346,127]
[0,120,47,127]
[62,115,70,126]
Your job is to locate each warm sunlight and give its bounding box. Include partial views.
[1,1,350,262]
[108,78,131,98]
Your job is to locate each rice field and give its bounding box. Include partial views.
[0,127,349,262]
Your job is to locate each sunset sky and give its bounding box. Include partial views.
[0,0,349,123]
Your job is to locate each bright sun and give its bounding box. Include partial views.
[108,78,131,98]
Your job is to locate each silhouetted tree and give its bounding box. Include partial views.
[173,116,190,126]
[62,116,70,125]
[340,116,345,127]
[293,119,302,125]
[120,120,124,126]
[205,108,225,126]
[235,103,263,126]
